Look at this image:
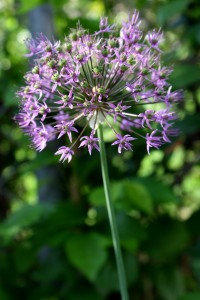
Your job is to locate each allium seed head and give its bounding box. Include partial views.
[14,11,182,162]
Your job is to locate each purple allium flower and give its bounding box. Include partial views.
[15,12,182,162]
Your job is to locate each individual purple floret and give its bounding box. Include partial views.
[54,121,78,141]
[146,130,163,154]
[147,29,163,52]
[14,11,182,162]
[95,17,115,35]
[112,134,136,154]
[79,134,100,155]
[32,124,49,152]
[55,146,74,163]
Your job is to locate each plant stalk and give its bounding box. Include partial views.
[97,125,129,300]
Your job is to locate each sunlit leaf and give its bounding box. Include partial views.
[18,0,45,14]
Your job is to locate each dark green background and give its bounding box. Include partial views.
[0,0,200,299]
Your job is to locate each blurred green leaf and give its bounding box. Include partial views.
[125,252,139,287]
[32,202,86,247]
[18,0,45,13]
[170,64,200,89]
[177,114,200,134]
[13,243,37,273]
[116,212,146,252]
[96,252,138,295]
[65,233,108,281]
[0,285,9,300]
[187,211,200,237]
[4,85,18,107]
[88,186,105,206]
[157,0,189,25]
[191,257,200,282]
[136,177,179,204]
[146,218,189,260]
[155,267,184,300]
[19,150,58,173]
[89,179,153,214]
[0,203,50,242]
[123,180,153,214]
[68,288,102,300]
[95,257,119,295]
[31,252,66,283]
[117,212,146,242]
[179,293,200,300]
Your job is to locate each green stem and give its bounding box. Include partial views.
[97,125,129,300]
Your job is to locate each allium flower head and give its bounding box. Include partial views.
[14,12,182,162]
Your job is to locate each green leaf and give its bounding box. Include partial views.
[19,150,58,173]
[0,204,49,242]
[177,114,200,134]
[95,258,119,295]
[88,186,105,206]
[4,85,18,107]
[170,64,200,89]
[88,181,125,207]
[146,218,189,261]
[89,179,153,213]
[157,0,189,25]
[124,252,139,286]
[117,214,144,252]
[155,267,184,300]
[65,233,107,281]
[179,293,200,300]
[123,180,153,214]
[68,288,102,300]
[32,202,86,247]
[18,0,45,14]
[96,252,138,296]
[136,177,178,204]
[14,243,37,273]
[0,285,9,300]
[116,212,146,247]
[191,257,200,282]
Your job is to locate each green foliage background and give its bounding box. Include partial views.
[0,0,200,299]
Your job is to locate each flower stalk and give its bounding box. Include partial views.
[97,125,129,300]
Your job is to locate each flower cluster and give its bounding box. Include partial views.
[15,11,182,162]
